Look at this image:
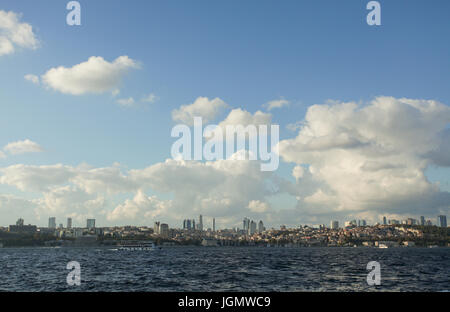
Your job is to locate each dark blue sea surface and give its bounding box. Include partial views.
[0,246,448,292]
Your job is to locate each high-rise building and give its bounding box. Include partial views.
[382,216,387,225]
[249,220,257,235]
[198,215,203,231]
[243,217,250,233]
[213,218,216,232]
[183,219,194,230]
[420,216,425,226]
[154,222,160,235]
[258,220,265,233]
[159,223,169,238]
[48,217,56,229]
[86,219,95,229]
[330,221,339,230]
[437,215,447,228]
[361,220,367,226]
[16,218,24,226]
[67,217,72,229]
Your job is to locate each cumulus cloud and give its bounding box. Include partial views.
[0,164,75,192]
[141,93,158,103]
[278,96,450,220]
[248,200,270,213]
[107,190,171,223]
[116,97,135,107]
[264,98,290,111]
[217,108,272,129]
[3,139,43,155]
[172,97,228,125]
[2,97,449,227]
[41,56,139,95]
[0,10,39,56]
[33,186,106,225]
[24,74,40,85]
[0,153,287,227]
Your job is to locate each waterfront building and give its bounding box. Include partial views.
[160,223,169,238]
[67,218,72,229]
[8,218,37,234]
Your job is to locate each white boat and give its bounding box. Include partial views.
[118,241,159,251]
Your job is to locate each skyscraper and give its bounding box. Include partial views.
[48,217,56,229]
[159,223,169,238]
[382,216,387,225]
[154,221,160,235]
[437,215,447,228]
[420,216,425,226]
[258,220,265,233]
[86,219,95,229]
[213,218,215,232]
[331,221,339,230]
[199,215,203,231]
[67,217,72,229]
[243,217,250,233]
[249,221,257,235]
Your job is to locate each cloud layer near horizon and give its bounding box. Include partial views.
[0,97,449,227]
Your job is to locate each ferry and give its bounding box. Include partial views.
[117,241,159,251]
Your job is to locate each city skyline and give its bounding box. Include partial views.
[4,213,447,231]
[0,1,450,228]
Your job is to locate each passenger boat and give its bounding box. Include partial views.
[117,241,158,251]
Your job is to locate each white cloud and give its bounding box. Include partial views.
[265,98,290,111]
[41,56,139,95]
[247,200,270,213]
[3,139,43,155]
[172,97,228,125]
[34,186,105,224]
[107,190,171,223]
[278,96,450,219]
[217,108,272,129]
[0,151,5,159]
[116,97,135,107]
[142,93,158,103]
[0,164,75,192]
[206,108,273,142]
[0,10,39,56]
[24,74,39,85]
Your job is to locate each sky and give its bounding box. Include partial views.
[0,0,449,229]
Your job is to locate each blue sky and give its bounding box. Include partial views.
[0,0,449,228]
